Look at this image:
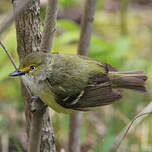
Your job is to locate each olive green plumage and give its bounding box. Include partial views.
[10,52,147,113]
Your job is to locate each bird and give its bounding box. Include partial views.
[9,52,147,114]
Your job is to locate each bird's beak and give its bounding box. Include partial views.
[9,70,26,77]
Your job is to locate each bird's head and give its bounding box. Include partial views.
[9,52,51,77]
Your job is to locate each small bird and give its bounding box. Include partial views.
[10,52,147,113]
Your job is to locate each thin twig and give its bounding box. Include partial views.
[69,1,97,152]
[0,0,31,35]
[40,0,58,52]
[0,40,33,97]
[110,102,152,152]
[0,40,17,70]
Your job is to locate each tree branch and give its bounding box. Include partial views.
[0,40,33,97]
[12,0,56,152]
[40,0,58,52]
[28,98,46,152]
[69,0,97,152]
[69,112,82,152]
[77,0,97,56]
[110,102,152,152]
[0,40,17,70]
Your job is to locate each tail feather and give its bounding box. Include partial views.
[108,71,147,92]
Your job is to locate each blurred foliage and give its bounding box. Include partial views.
[60,0,80,8]
[0,0,152,152]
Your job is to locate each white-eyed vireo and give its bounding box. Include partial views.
[9,52,147,113]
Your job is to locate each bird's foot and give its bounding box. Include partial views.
[30,96,48,112]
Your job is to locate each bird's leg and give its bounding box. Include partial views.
[30,96,48,113]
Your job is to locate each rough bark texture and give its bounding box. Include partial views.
[12,0,56,151]
[40,109,55,152]
[39,0,58,149]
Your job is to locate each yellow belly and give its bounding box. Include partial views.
[23,75,76,114]
[40,90,76,114]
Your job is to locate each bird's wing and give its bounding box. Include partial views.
[46,73,121,111]
[55,82,122,111]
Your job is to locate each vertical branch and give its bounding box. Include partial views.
[77,0,97,55]
[12,0,56,152]
[29,0,58,151]
[28,99,46,152]
[39,1,58,151]
[69,0,97,152]
[40,0,58,52]
[69,113,82,152]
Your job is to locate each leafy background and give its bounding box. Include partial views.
[0,0,152,151]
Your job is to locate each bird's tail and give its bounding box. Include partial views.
[108,71,147,92]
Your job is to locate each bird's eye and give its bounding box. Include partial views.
[30,65,36,71]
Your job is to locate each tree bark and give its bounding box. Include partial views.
[69,112,82,152]
[77,0,97,56]
[41,0,58,52]
[12,0,56,151]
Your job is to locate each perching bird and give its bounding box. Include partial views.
[10,52,147,113]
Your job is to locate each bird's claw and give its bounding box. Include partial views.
[30,96,48,112]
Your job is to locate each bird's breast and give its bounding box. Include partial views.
[22,74,75,113]
[22,75,44,95]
